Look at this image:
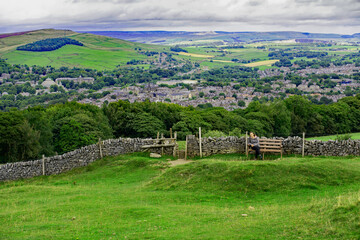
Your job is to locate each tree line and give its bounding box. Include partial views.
[16,38,83,52]
[1,94,360,163]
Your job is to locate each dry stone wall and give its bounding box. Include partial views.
[0,138,174,181]
[187,135,360,157]
[2,136,360,182]
[186,135,246,157]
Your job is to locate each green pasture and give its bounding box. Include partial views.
[3,45,148,70]
[199,60,240,68]
[0,31,165,70]
[306,132,360,141]
[1,153,360,239]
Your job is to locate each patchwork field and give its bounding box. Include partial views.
[244,59,279,67]
[1,153,360,239]
[212,59,234,63]
[1,29,359,70]
[177,52,214,58]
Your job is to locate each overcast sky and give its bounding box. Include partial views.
[0,0,359,34]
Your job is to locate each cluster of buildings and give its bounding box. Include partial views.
[1,64,360,109]
[77,76,358,109]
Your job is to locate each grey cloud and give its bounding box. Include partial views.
[0,0,359,34]
[247,0,265,6]
[68,0,143,3]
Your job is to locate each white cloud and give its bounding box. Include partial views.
[0,0,359,34]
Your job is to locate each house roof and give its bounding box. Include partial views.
[41,78,56,88]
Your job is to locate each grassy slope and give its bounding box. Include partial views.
[1,153,360,239]
[306,132,360,141]
[0,29,77,54]
[0,30,166,70]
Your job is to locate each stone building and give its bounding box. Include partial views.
[41,78,57,88]
[55,76,95,85]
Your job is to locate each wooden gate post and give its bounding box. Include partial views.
[302,132,305,157]
[173,131,177,158]
[199,127,202,158]
[42,154,45,175]
[245,131,248,158]
[185,135,188,160]
[98,138,103,158]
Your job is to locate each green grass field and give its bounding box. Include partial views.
[3,44,148,70]
[175,45,274,69]
[306,132,360,141]
[1,153,360,239]
[0,30,166,70]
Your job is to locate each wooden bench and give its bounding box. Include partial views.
[247,139,283,159]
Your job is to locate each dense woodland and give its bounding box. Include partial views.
[1,94,360,163]
[16,38,83,52]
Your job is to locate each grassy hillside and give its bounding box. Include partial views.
[0,29,167,70]
[1,153,360,239]
[0,29,272,70]
[0,29,77,54]
[1,29,358,70]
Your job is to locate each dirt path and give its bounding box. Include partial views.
[169,159,193,167]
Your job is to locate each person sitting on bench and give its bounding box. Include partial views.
[248,132,262,160]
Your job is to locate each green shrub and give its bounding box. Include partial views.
[229,128,244,137]
[335,133,352,141]
[203,130,227,138]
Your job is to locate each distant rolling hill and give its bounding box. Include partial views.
[0,29,167,70]
[2,29,359,70]
[82,30,360,45]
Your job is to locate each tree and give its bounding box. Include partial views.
[238,100,245,107]
[344,86,353,96]
[284,96,324,136]
[268,101,291,137]
[17,38,83,52]
[172,111,211,140]
[203,130,227,138]
[56,119,96,153]
[245,111,274,137]
[127,112,166,138]
[317,96,332,105]
[49,102,113,154]
[229,127,243,137]
[50,84,58,92]
[0,111,41,163]
[23,106,54,156]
